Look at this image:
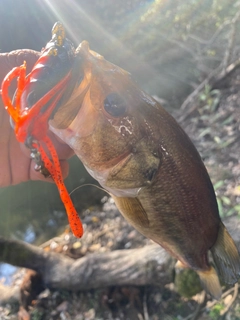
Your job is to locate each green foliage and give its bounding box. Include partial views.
[226,204,240,217]
[199,85,221,113]
[174,268,202,298]
[214,181,240,218]
[31,309,44,320]
[209,302,224,319]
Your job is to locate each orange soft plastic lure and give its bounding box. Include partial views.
[1,22,83,238]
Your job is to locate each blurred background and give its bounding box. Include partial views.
[0,0,239,280]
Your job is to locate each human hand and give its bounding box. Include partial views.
[0,49,74,187]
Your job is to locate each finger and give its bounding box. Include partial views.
[0,50,40,107]
[19,140,73,183]
[0,49,40,83]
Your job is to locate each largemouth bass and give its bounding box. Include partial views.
[51,41,240,299]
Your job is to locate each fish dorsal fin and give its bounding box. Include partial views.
[112,195,149,229]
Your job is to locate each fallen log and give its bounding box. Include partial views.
[0,237,174,293]
[0,215,239,305]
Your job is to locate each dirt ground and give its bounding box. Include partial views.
[0,66,240,320]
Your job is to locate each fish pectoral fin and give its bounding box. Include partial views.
[197,267,222,300]
[112,195,149,229]
[211,221,240,284]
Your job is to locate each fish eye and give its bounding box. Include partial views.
[104,93,126,117]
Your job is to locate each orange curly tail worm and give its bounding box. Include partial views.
[1,63,83,238]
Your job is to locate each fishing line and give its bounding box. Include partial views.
[69,183,111,197]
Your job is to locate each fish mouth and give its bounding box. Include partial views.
[51,81,90,130]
